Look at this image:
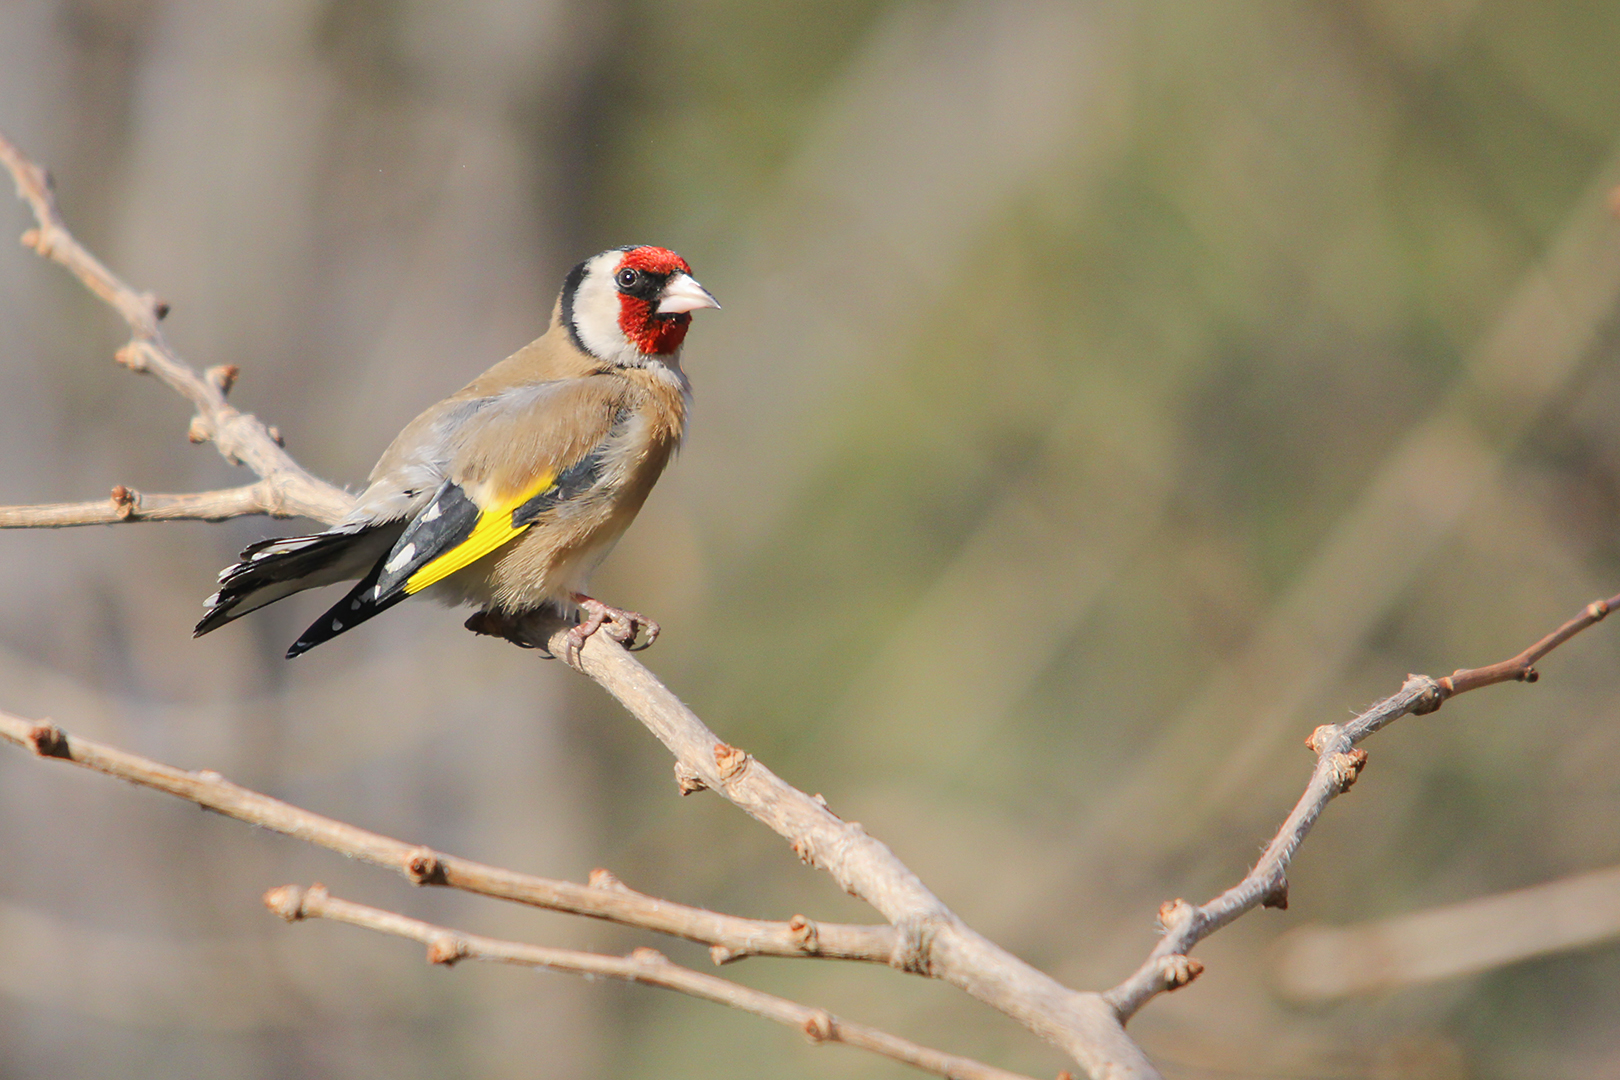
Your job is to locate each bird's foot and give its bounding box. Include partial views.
[464,609,550,654]
[566,593,659,664]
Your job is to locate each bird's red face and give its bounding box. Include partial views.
[563,245,720,366]
[615,247,698,356]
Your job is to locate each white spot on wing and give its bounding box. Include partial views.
[384,543,416,573]
[331,619,343,631]
[422,501,441,522]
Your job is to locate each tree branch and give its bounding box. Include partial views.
[1102,592,1620,1020]
[0,130,350,526]
[0,482,299,528]
[499,612,1152,1077]
[265,883,1040,1080]
[0,707,897,965]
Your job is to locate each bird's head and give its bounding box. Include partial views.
[561,245,719,367]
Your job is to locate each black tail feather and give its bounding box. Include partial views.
[194,526,396,638]
[284,554,411,658]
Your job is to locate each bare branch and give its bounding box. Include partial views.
[0,708,896,964]
[1103,591,1620,1020]
[265,883,1040,1080]
[0,130,1160,1077]
[0,130,350,526]
[520,614,1155,1079]
[1431,595,1619,697]
[0,482,299,528]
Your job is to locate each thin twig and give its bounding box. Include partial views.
[0,482,296,528]
[0,130,349,526]
[0,708,897,964]
[265,883,1040,1080]
[1102,592,1620,1020]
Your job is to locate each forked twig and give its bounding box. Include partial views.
[1104,593,1620,1019]
[0,131,349,527]
[266,883,1040,1080]
[0,707,897,965]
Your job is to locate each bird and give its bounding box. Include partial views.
[194,245,718,661]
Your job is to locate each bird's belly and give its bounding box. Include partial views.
[494,512,630,611]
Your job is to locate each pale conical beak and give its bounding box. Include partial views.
[656,272,720,315]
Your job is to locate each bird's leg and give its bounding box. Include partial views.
[567,592,659,663]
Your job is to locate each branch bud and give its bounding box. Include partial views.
[801,1009,835,1043]
[1305,725,1337,754]
[788,914,819,952]
[713,741,749,781]
[114,343,147,372]
[206,365,240,395]
[25,720,69,758]
[1156,898,1194,933]
[1330,749,1368,793]
[674,762,708,795]
[262,884,306,922]
[427,933,467,966]
[403,847,445,884]
[1160,954,1204,991]
[109,485,139,519]
[588,867,627,891]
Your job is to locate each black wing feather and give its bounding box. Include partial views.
[372,480,482,599]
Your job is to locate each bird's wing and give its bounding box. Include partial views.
[401,375,633,591]
[285,377,634,656]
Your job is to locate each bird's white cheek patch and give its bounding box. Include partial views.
[571,251,645,366]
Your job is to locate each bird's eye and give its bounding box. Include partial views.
[615,268,640,289]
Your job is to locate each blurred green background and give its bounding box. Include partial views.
[4,2,1620,1077]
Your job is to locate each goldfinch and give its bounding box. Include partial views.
[195,245,718,659]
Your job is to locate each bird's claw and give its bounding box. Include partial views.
[566,594,659,664]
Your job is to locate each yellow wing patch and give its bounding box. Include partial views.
[403,473,555,594]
